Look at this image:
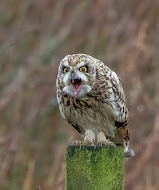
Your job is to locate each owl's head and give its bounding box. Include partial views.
[58,54,96,98]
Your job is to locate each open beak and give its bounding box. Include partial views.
[70,72,81,96]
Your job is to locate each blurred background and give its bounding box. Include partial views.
[0,0,159,189]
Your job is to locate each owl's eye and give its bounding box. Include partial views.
[79,66,87,72]
[63,67,69,73]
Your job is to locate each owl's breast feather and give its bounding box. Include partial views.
[61,96,117,138]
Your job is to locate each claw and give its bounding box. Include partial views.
[71,140,83,147]
[100,143,103,148]
[80,142,82,149]
[114,144,116,148]
[94,145,96,150]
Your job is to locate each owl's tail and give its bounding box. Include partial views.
[124,141,135,159]
[124,148,135,159]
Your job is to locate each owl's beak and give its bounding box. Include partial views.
[71,72,76,83]
[70,72,81,96]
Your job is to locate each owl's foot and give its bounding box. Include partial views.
[71,130,96,147]
[71,139,95,148]
[83,130,95,146]
[84,140,95,146]
[71,140,83,148]
[97,132,115,147]
[99,139,115,148]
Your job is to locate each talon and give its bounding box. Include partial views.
[94,145,96,149]
[100,143,103,148]
[114,144,116,148]
[80,142,82,149]
[71,140,83,146]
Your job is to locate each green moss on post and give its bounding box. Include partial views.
[65,146,124,190]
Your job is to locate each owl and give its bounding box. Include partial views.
[56,54,135,159]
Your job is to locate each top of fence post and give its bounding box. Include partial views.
[65,145,124,190]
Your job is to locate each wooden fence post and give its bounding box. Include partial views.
[65,146,124,190]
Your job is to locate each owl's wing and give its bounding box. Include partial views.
[109,71,130,142]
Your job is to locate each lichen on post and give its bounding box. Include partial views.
[65,146,124,190]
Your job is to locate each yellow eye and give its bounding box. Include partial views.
[63,67,69,73]
[79,66,87,72]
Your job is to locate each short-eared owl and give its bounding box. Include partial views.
[56,54,135,158]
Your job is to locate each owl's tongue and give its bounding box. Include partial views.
[74,85,79,96]
[71,79,81,96]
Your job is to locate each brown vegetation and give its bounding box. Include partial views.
[0,0,159,189]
